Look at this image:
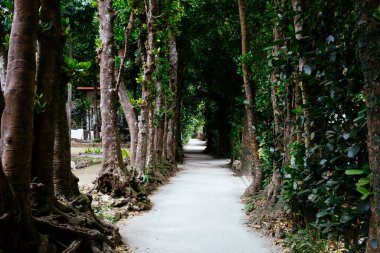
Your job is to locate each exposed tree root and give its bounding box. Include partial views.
[94,165,132,197]
[62,239,82,253]
[30,185,122,253]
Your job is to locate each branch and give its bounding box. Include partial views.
[115,9,136,93]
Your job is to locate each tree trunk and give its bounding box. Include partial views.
[53,74,80,198]
[115,7,137,166]
[67,38,73,139]
[266,79,283,205]
[355,1,380,252]
[0,0,39,250]
[165,33,178,162]
[95,0,130,195]
[174,52,185,162]
[0,77,18,250]
[93,95,100,139]
[266,2,285,206]
[119,82,138,167]
[146,102,155,167]
[0,22,6,91]
[238,0,263,194]
[241,117,253,176]
[154,79,165,161]
[162,114,169,160]
[32,0,62,204]
[135,0,156,173]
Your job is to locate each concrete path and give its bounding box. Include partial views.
[118,139,280,253]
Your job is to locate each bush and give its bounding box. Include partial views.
[285,229,327,253]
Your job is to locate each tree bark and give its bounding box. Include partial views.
[0,79,17,250]
[32,0,62,204]
[174,50,185,162]
[0,0,39,250]
[146,102,155,167]
[119,82,138,167]
[238,0,263,194]
[241,117,253,176]
[95,0,130,195]
[165,33,178,163]
[154,78,165,161]
[135,0,156,173]
[266,2,285,206]
[355,1,380,252]
[93,96,100,139]
[53,75,80,198]
[266,78,283,205]
[0,22,7,91]
[115,7,137,166]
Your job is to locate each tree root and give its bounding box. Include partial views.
[94,165,132,197]
[62,239,82,253]
[29,190,123,253]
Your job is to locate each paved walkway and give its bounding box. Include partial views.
[118,139,280,253]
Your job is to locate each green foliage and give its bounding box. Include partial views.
[285,229,328,253]
[373,5,380,21]
[72,97,90,128]
[346,165,372,200]
[244,202,255,213]
[84,147,102,154]
[121,149,130,159]
[64,56,92,82]
[93,205,119,223]
[34,92,47,114]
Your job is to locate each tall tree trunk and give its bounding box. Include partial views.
[0,0,39,250]
[53,74,80,198]
[135,0,156,173]
[165,33,178,163]
[238,0,263,194]
[174,51,185,162]
[146,102,155,167]
[266,2,285,206]
[95,0,130,195]
[162,114,169,160]
[115,7,137,166]
[154,78,165,161]
[0,23,6,91]
[119,82,138,167]
[67,37,73,139]
[93,93,100,140]
[292,0,318,155]
[266,79,283,205]
[0,77,18,251]
[355,1,380,252]
[32,0,62,205]
[241,117,253,176]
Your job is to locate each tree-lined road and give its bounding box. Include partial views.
[118,139,279,253]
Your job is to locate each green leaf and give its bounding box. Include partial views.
[373,5,380,21]
[316,209,328,218]
[361,192,371,200]
[340,213,354,223]
[288,24,294,32]
[356,178,370,187]
[345,169,364,176]
[357,187,370,196]
[347,145,360,158]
